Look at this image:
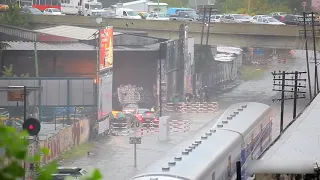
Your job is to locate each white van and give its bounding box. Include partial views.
[115,8,141,19]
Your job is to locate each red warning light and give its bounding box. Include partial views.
[23,118,41,136]
[28,124,34,130]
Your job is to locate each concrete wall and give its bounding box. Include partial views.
[26,118,90,167]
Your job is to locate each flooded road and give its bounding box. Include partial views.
[62,50,316,180]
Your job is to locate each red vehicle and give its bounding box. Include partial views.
[9,0,61,11]
[32,0,61,12]
[133,109,158,126]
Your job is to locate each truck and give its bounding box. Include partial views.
[59,0,103,16]
[169,11,199,21]
[79,0,104,16]
[115,8,142,19]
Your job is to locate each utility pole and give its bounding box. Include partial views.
[301,12,313,100]
[272,71,307,133]
[311,12,320,96]
[200,7,206,45]
[206,7,212,45]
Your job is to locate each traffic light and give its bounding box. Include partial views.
[23,118,41,136]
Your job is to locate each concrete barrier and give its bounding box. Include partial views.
[165,102,219,113]
[25,119,90,164]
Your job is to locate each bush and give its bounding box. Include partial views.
[0,125,102,180]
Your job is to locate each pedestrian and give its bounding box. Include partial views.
[172,95,179,110]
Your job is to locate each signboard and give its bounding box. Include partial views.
[98,73,113,120]
[253,48,264,56]
[129,137,141,144]
[7,90,24,101]
[99,26,114,70]
[302,1,307,7]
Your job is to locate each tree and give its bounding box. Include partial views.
[217,0,294,15]
[0,125,102,180]
[2,64,30,77]
[0,3,30,28]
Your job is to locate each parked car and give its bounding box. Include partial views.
[21,7,43,15]
[210,14,223,22]
[92,10,115,18]
[283,14,301,25]
[269,12,287,22]
[169,11,198,21]
[221,14,251,23]
[43,8,65,15]
[146,13,169,20]
[249,15,269,23]
[256,17,285,25]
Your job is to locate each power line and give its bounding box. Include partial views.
[272,71,307,133]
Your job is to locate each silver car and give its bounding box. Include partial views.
[221,14,251,23]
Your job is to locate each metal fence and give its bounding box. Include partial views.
[0,77,95,107]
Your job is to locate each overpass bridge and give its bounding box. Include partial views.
[29,15,320,50]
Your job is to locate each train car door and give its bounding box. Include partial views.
[212,172,215,180]
[228,155,231,180]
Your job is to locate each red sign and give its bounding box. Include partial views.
[99,27,113,70]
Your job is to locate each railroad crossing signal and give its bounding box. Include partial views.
[23,118,41,136]
[129,137,141,144]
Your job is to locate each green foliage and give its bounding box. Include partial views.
[2,64,14,77]
[2,64,30,77]
[0,125,103,180]
[216,0,302,15]
[0,3,30,28]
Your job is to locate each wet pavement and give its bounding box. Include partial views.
[61,112,224,180]
[62,50,317,180]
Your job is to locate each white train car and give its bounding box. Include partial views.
[131,102,273,180]
[248,94,320,179]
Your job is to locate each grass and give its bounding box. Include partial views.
[59,142,94,161]
[239,65,266,81]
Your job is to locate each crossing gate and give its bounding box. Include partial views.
[165,102,219,113]
[136,119,191,137]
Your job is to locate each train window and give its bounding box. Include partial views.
[212,172,215,180]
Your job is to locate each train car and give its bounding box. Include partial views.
[131,102,273,180]
[248,94,320,179]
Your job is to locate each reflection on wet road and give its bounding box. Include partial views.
[62,113,223,180]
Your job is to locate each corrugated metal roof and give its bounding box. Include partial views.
[34,25,122,40]
[3,41,95,51]
[0,24,37,41]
